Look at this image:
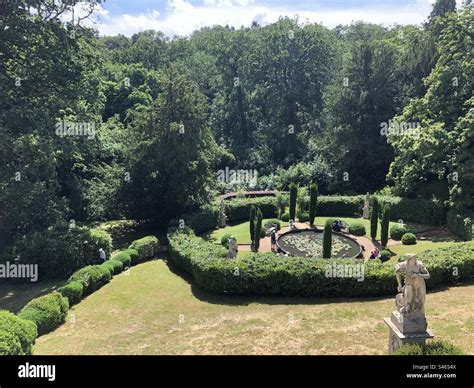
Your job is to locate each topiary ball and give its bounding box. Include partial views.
[390,224,411,240]
[349,223,366,236]
[401,233,417,245]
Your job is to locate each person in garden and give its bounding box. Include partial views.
[270,230,277,252]
[99,248,107,262]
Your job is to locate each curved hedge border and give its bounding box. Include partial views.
[168,228,474,297]
[0,235,160,355]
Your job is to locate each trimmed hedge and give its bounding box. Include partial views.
[168,228,474,297]
[101,259,123,276]
[224,197,279,222]
[180,203,220,235]
[349,223,366,236]
[402,233,417,245]
[395,341,463,355]
[128,236,160,263]
[58,281,84,305]
[447,210,472,241]
[2,223,113,280]
[377,196,446,226]
[68,265,111,294]
[96,220,143,250]
[390,224,411,240]
[111,250,132,268]
[0,310,37,355]
[18,292,69,336]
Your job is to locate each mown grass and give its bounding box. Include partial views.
[33,260,474,355]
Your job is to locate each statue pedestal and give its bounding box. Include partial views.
[384,312,434,354]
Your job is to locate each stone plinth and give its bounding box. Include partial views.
[384,313,434,354]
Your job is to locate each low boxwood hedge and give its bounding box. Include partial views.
[18,292,69,336]
[168,228,474,297]
[58,281,84,305]
[0,310,37,355]
[101,259,123,275]
[128,236,160,263]
[68,265,111,294]
[112,250,132,268]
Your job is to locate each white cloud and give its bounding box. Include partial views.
[92,0,460,38]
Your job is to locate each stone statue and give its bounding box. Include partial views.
[395,253,430,322]
[362,192,370,219]
[289,219,296,230]
[218,199,227,228]
[227,237,238,259]
[384,253,433,354]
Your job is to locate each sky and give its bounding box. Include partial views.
[72,0,458,37]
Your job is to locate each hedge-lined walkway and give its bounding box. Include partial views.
[33,260,474,355]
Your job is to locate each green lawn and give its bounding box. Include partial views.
[384,240,464,265]
[33,260,474,355]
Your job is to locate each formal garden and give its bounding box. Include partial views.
[0,0,473,358]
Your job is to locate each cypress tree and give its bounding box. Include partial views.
[309,182,318,226]
[249,205,256,248]
[370,197,379,240]
[381,204,390,247]
[323,220,332,258]
[253,207,263,252]
[289,183,297,222]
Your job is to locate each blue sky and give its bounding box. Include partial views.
[77,0,448,37]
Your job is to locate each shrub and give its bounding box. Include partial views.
[395,341,463,355]
[112,250,132,268]
[168,229,474,297]
[220,234,233,248]
[3,223,113,279]
[179,203,220,235]
[280,212,290,222]
[298,212,309,222]
[390,224,410,240]
[309,183,318,226]
[349,223,366,236]
[101,259,123,276]
[381,205,390,247]
[224,197,279,222]
[18,292,69,336]
[377,196,446,226]
[123,248,139,266]
[265,219,281,230]
[305,195,363,217]
[96,220,142,250]
[370,197,379,240]
[58,281,84,305]
[323,220,332,258]
[380,250,391,262]
[446,210,472,241]
[402,233,417,245]
[128,236,160,263]
[68,265,111,294]
[289,183,297,221]
[0,310,37,355]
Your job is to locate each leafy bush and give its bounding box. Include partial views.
[395,341,463,355]
[280,212,290,222]
[380,250,391,262]
[111,250,132,268]
[224,197,279,222]
[298,212,309,222]
[377,196,446,226]
[58,281,84,305]
[0,310,37,355]
[390,224,411,240]
[265,219,281,230]
[124,248,139,266]
[447,210,472,241]
[220,234,233,248]
[349,223,366,236]
[3,223,112,279]
[96,220,142,250]
[128,236,160,263]
[68,265,111,294]
[18,292,69,336]
[101,259,123,276]
[179,203,220,235]
[402,233,417,245]
[168,229,474,297]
